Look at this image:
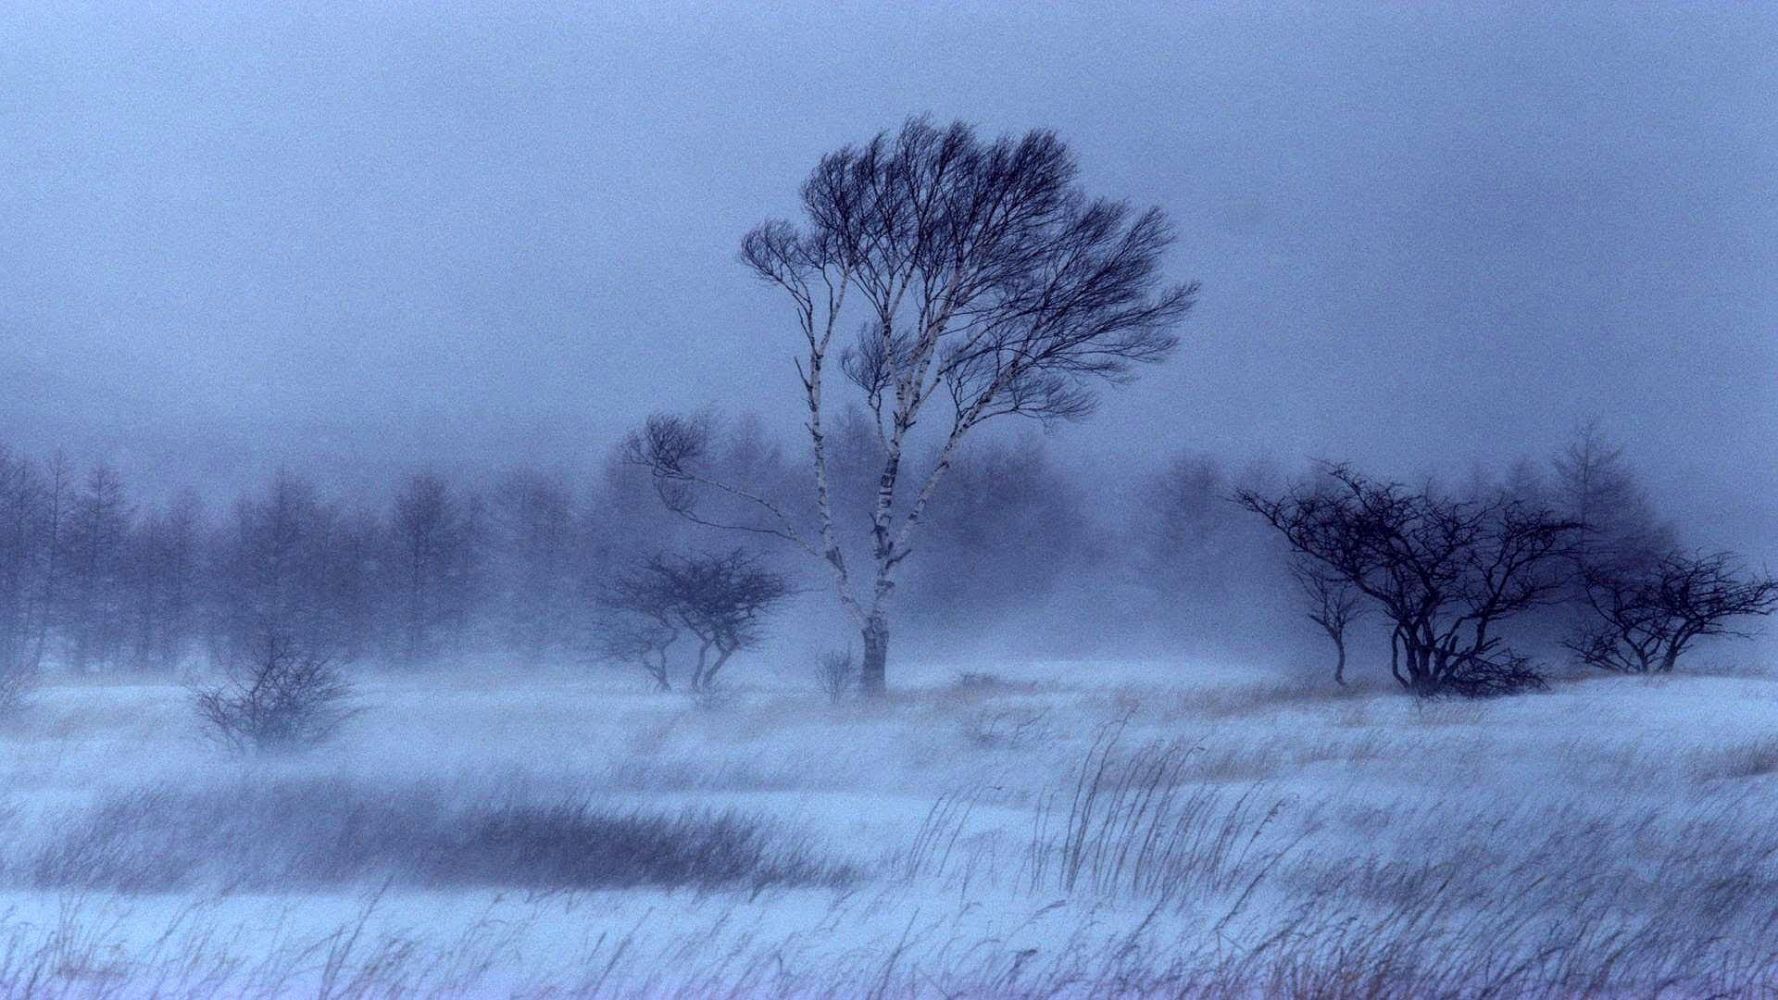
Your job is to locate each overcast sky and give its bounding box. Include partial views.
[2,3,1773,552]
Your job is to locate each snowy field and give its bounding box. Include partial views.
[1,658,1775,997]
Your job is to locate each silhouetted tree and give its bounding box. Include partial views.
[213,471,347,664]
[0,447,45,675]
[1569,551,1778,674]
[387,472,481,665]
[30,451,72,669]
[194,631,356,753]
[319,503,383,663]
[62,464,130,672]
[122,492,203,672]
[1240,465,1582,697]
[593,611,678,691]
[598,550,790,692]
[490,470,586,663]
[0,446,49,701]
[631,118,1193,694]
[899,436,1093,627]
[1552,421,1673,577]
[814,647,856,703]
[1292,562,1363,686]
[1135,452,1291,650]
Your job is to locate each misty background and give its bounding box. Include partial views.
[1,3,1774,673]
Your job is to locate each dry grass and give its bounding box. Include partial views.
[28,780,851,894]
[1695,737,1778,782]
[0,667,1772,996]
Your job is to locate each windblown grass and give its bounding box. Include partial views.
[29,780,850,893]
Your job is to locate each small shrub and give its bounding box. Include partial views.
[960,706,1052,749]
[1436,653,1549,699]
[814,648,856,703]
[952,671,1013,692]
[193,637,356,753]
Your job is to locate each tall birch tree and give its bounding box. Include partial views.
[631,119,1194,694]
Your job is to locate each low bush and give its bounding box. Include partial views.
[1436,653,1549,699]
[30,780,851,893]
[814,648,856,703]
[193,638,355,752]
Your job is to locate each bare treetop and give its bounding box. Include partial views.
[685,118,1195,693]
[1241,464,1582,696]
[1571,550,1778,674]
[742,117,1193,432]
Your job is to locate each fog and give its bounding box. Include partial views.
[4,4,1773,559]
[6,6,1778,995]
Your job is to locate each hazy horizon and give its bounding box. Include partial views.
[4,3,1774,556]
[5,10,1778,994]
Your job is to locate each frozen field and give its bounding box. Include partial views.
[0,659,1773,998]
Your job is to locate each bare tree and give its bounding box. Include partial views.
[814,647,856,703]
[1291,561,1363,686]
[122,493,203,672]
[594,611,679,691]
[213,470,375,667]
[1240,465,1582,697]
[193,631,357,753]
[1552,420,1674,576]
[598,550,790,692]
[62,464,131,672]
[1135,451,1291,646]
[29,451,72,671]
[631,118,1193,694]
[899,436,1091,626]
[0,445,48,683]
[388,472,482,665]
[489,469,580,663]
[1569,551,1778,674]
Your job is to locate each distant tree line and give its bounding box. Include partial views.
[1239,422,1777,697]
[0,413,1767,703]
[0,423,1161,682]
[0,447,609,679]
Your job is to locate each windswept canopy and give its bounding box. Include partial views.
[740,117,1194,430]
[639,118,1195,694]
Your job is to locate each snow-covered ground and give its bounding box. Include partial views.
[0,658,1774,997]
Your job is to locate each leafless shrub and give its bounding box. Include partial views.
[1569,550,1778,674]
[952,670,1024,692]
[814,647,856,703]
[591,611,677,692]
[1292,561,1364,686]
[191,635,356,753]
[1241,464,1581,698]
[960,705,1052,749]
[1434,651,1549,699]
